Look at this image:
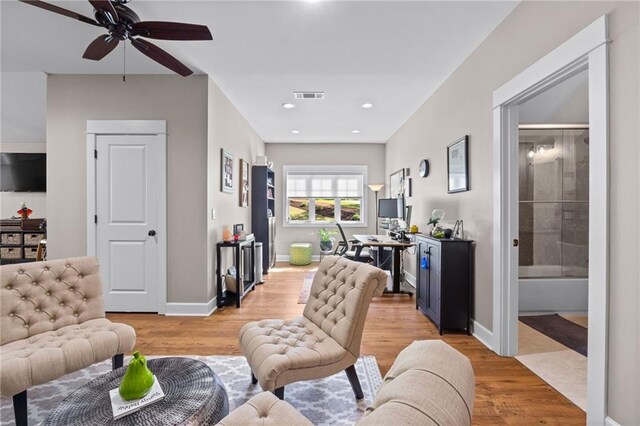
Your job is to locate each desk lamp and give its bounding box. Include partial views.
[367,184,384,234]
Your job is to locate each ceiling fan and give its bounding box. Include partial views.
[19,0,213,77]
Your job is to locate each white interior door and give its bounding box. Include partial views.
[96,134,162,312]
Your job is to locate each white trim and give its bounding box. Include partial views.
[585,37,609,425]
[493,16,607,107]
[492,15,609,424]
[282,164,368,228]
[86,134,97,257]
[165,297,217,317]
[472,321,494,351]
[86,120,168,315]
[604,417,621,426]
[86,120,166,135]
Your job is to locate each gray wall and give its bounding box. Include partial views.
[47,75,209,304]
[1,72,48,220]
[385,1,639,423]
[207,78,265,301]
[265,143,385,256]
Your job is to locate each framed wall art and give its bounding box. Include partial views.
[221,149,234,193]
[389,168,405,199]
[239,158,249,206]
[447,135,469,193]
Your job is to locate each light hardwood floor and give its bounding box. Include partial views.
[107,262,585,424]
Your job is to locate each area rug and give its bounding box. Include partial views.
[298,271,315,303]
[0,355,382,426]
[519,313,588,356]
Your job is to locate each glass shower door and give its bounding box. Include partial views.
[518,128,589,279]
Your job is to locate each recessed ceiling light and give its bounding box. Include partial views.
[292,130,300,134]
[361,103,373,109]
[352,130,361,134]
[282,103,295,109]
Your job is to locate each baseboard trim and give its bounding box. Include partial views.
[276,255,321,262]
[165,297,217,316]
[403,269,416,288]
[472,320,494,351]
[604,416,621,426]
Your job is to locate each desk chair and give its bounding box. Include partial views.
[334,223,374,263]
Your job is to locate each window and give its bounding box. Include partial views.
[284,165,367,226]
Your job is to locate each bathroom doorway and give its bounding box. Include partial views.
[515,69,590,410]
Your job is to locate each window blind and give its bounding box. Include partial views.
[286,173,364,198]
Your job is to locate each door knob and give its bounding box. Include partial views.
[148,230,156,237]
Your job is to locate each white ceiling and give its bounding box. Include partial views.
[1,0,518,143]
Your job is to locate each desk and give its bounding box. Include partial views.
[216,238,256,308]
[353,234,414,294]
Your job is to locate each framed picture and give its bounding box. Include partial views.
[239,159,249,207]
[221,149,234,193]
[447,135,469,193]
[389,169,405,199]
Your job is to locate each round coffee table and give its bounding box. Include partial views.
[42,357,229,425]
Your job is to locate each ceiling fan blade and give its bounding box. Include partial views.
[132,21,213,41]
[19,0,100,26]
[83,34,119,61]
[130,38,193,77]
[88,0,118,22]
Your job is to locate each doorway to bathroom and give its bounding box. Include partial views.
[516,69,589,410]
[492,15,609,423]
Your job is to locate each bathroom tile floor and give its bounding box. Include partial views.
[516,315,588,411]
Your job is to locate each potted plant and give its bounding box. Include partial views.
[428,209,446,238]
[314,227,337,252]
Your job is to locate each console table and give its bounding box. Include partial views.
[216,238,256,308]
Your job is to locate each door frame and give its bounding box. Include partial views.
[86,120,167,314]
[492,16,609,423]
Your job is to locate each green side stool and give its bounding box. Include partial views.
[289,243,313,265]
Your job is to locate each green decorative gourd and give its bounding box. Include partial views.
[118,351,155,401]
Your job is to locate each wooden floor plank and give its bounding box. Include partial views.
[107,262,585,424]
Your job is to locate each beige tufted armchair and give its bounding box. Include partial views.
[239,256,388,400]
[0,257,136,426]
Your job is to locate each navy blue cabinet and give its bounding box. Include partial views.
[415,234,473,335]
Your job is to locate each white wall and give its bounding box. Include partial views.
[207,77,265,302]
[385,2,639,423]
[265,143,385,256]
[47,75,209,304]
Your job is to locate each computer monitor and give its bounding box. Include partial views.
[378,198,404,218]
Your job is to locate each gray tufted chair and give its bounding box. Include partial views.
[239,256,387,400]
[0,257,136,426]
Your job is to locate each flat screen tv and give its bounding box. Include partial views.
[0,153,46,192]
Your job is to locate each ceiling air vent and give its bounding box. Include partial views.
[294,92,325,100]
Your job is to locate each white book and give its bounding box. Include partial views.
[110,376,165,420]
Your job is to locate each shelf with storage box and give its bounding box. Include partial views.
[216,237,256,308]
[252,166,276,274]
[0,219,47,265]
[414,233,473,335]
